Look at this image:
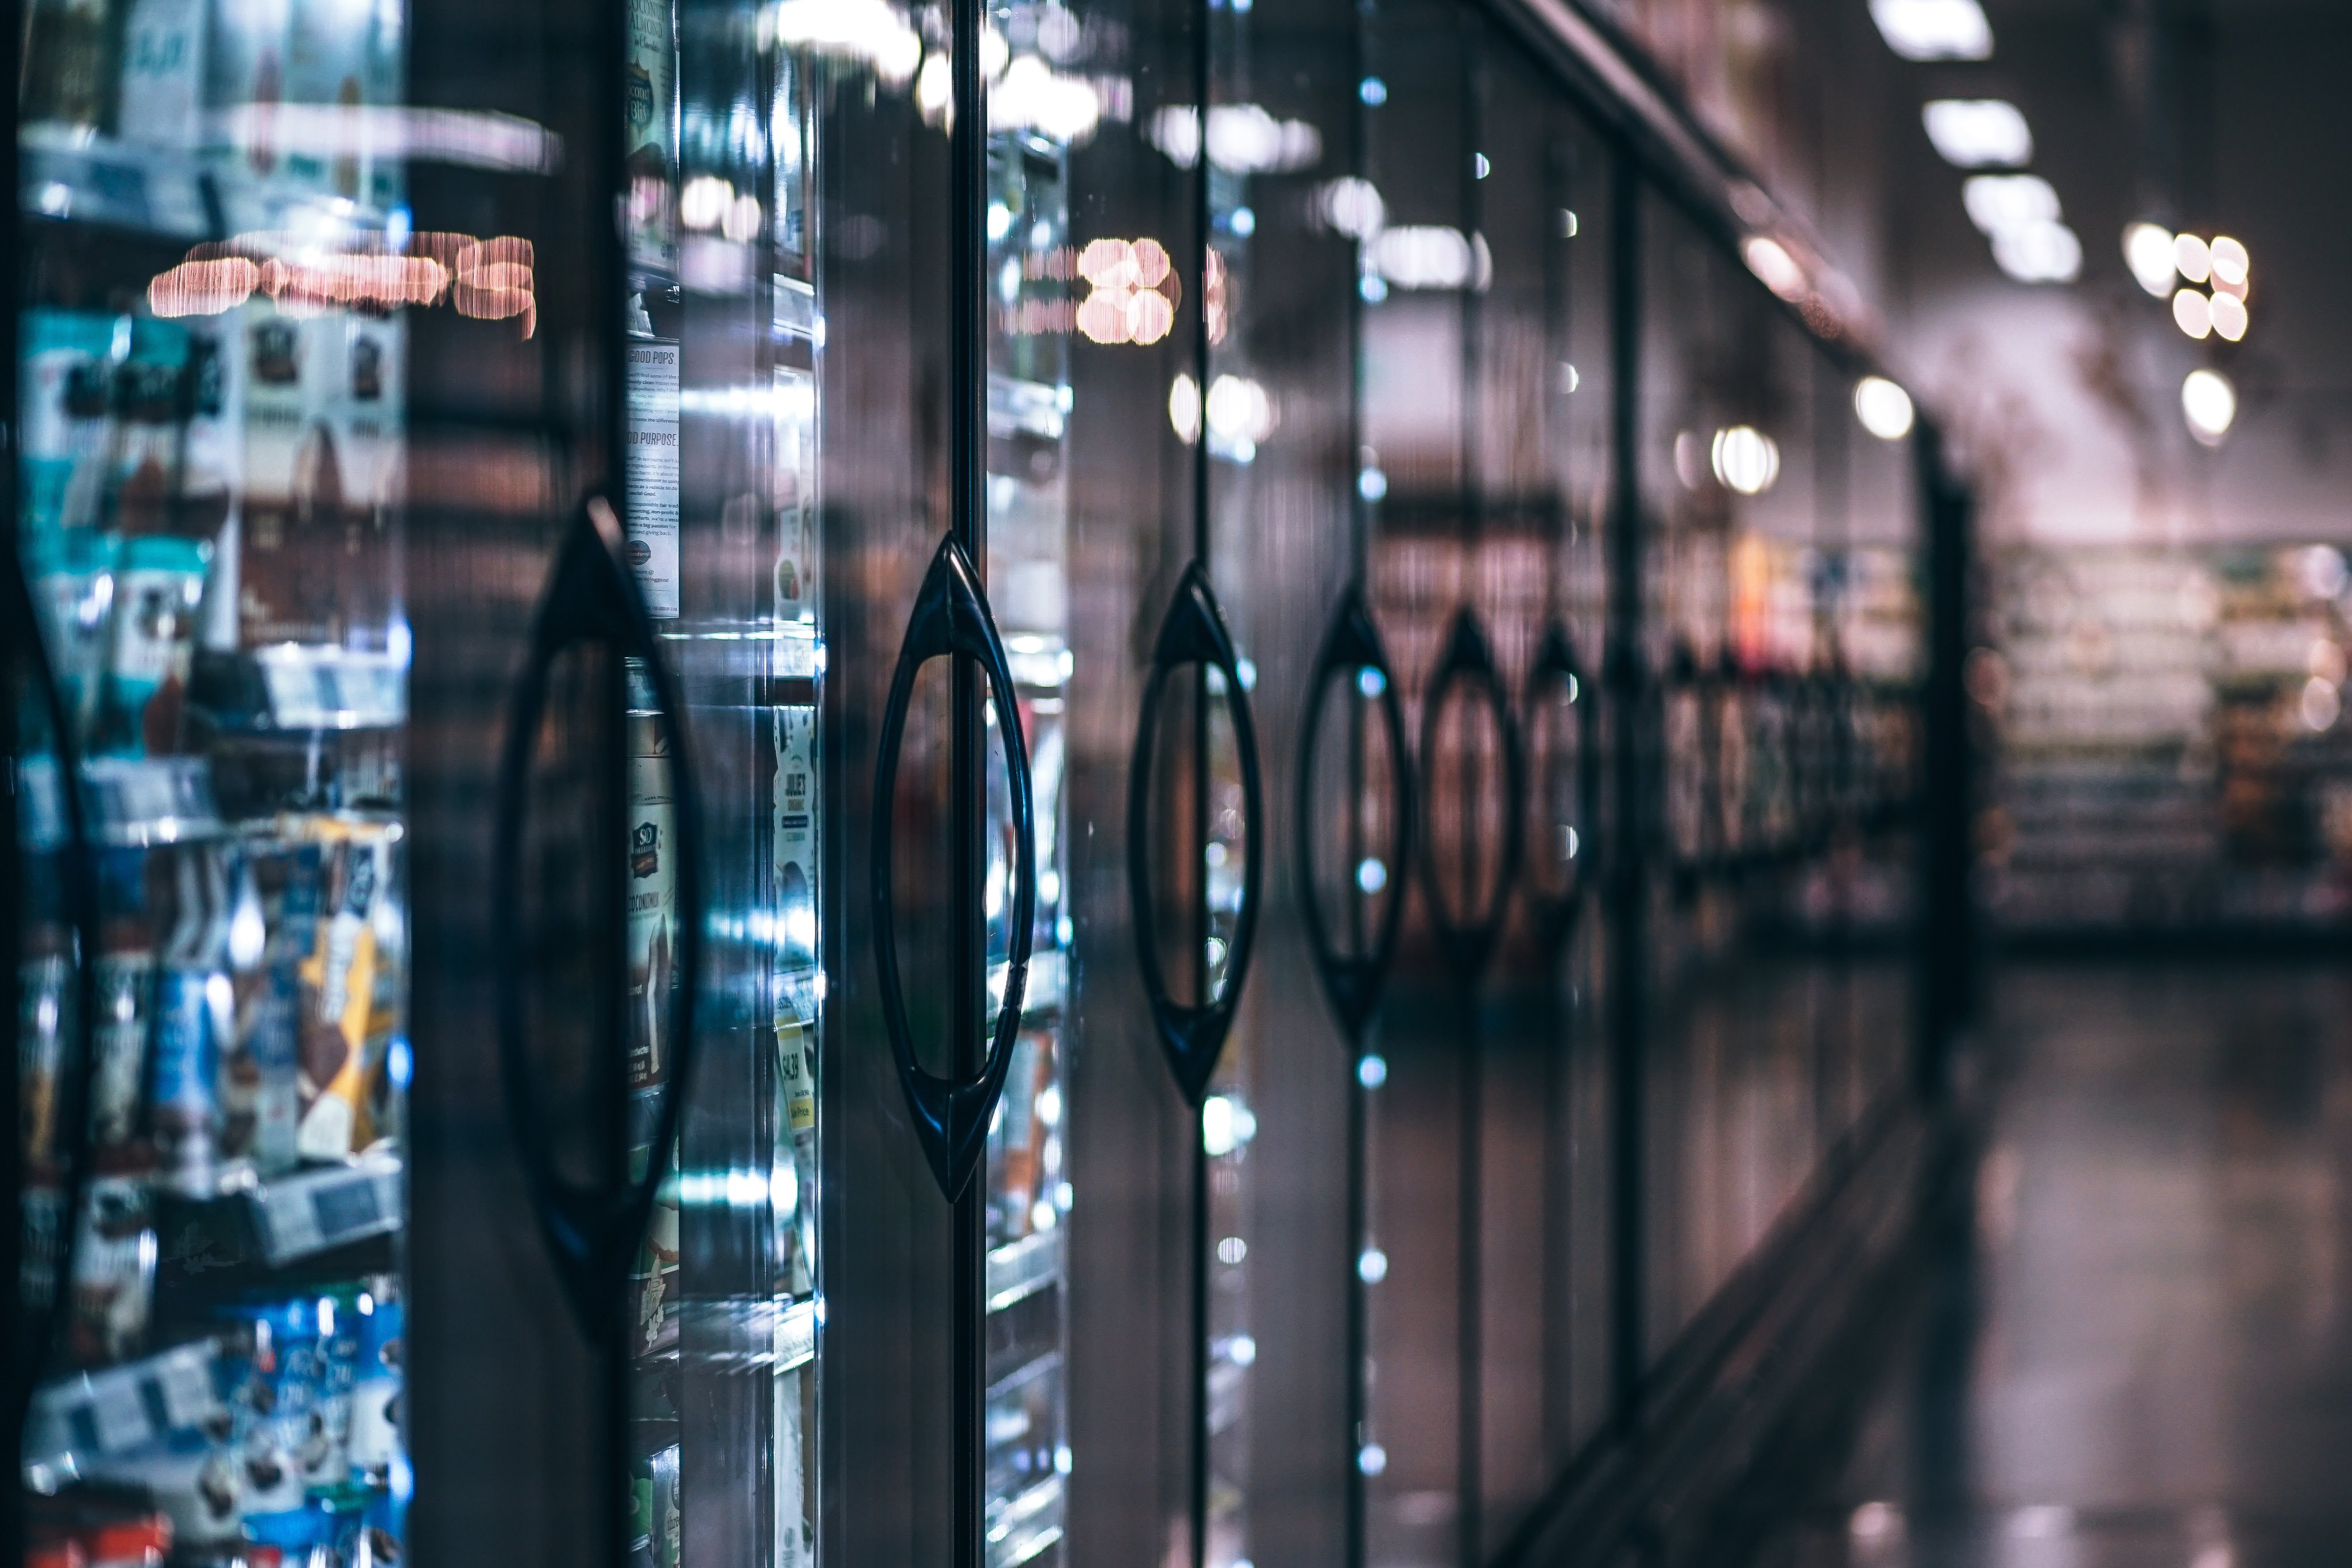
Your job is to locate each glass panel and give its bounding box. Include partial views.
[1547,94,1614,1466]
[614,0,823,1561]
[15,0,414,1554]
[1193,0,1357,1546]
[1356,6,1467,1567]
[982,26,1080,1566]
[1636,189,1871,1370]
[1836,362,1924,1130]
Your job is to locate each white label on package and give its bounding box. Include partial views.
[626,339,682,618]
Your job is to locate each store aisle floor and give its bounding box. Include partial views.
[1738,960,2352,1568]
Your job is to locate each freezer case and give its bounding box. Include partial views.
[11,0,420,1558]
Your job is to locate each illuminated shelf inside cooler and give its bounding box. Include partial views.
[21,1338,226,1489]
[985,1475,1065,1568]
[161,1155,405,1274]
[1003,635,1071,691]
[21,132,214,238]
[987,374,1068,443]
[193,644,409,733]
[17,755,226,850]
[774,273,818,339]
[82,755,225,847]
[773,1296,817,1374]
[985,1230,1062,1314]
[251,1156,402,1262]
[18,129,419,243]
[1206,1358,1245,1437]
[1019,949,1066,1018]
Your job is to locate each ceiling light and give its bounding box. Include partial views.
[1317,177,1385,239]
[1372,225,1480,291]
[1922,100,2032,167]
[2123,222,2176,296]
[1854,377,1916,441]
[2182,368,2235,444]
[1991,222,2082,284]
[2173,233,2211,284]
[1869,0,1993,61]
[2173,288,2212,339]
[2209,235,2249,289]
[2210,291,2248,342]
[1963,173,2060,235]
[1711,426,1780,495]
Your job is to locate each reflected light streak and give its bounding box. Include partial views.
[2174,288,2213,339]
[2175,233,2212,284]
[2183,369,2236,446]
[1854,377,1915,441]
[2124,221,2176,296]
[150,231,536,334]
[1074,237,1177,345]
[2210,291,2248,342]
[2210,235,2250,289]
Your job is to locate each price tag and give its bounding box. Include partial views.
[154,1347,220,1430]
[87,1370,153,1454]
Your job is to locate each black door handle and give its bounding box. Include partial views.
[6,550,100,1415]
[1520,621,1592,942]
[1295,587,1414,1042]
[492,497,705,1340]
[871,534,1037,1201]
[1127,562,1265,1106]
[1415,609,1525,981]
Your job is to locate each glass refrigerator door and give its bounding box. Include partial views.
[13,0,415,1558]
[613,1,823,1564]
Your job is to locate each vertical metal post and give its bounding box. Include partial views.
[949,0,988,1564]
[1343,9,1373,1568]
[2,0,26,1542]
[1603,145,1646,1431]
[598,0,636,1555]
[1454,28,1484,1568]
[1190,8,1217,1567]
[1916,422,1975,1106]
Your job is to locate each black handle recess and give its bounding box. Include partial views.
[1126,562,1266,1107]
[1295,587,1414,1043]
[5,556,100,1423]
[871,534,1037,1201]
[492,498,705,1340]
[1415,609,1526,981]
[1521,621,1592,940]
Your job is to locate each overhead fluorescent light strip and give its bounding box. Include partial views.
[1922,100,2033,168]
[1870,0,1994,61]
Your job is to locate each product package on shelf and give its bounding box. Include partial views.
[57,1278,407,1565]
[293,818,402,1163]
